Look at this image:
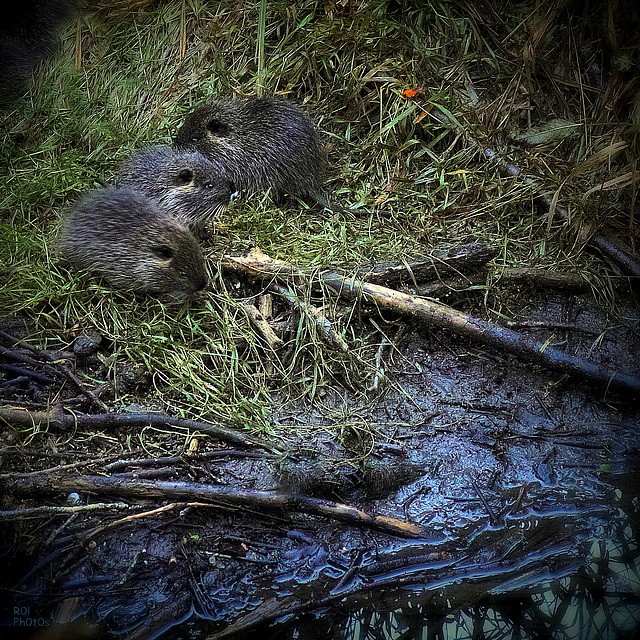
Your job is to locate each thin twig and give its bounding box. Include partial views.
[367,334,390,392]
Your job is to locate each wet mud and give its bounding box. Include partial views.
[1,292,639,639]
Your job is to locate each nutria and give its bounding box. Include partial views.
[116,144,237,225]
[1,0,74,105]
[173,96,340,211]
[58,187,207,301]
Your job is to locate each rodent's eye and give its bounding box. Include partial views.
[206,119,228,135]
[152,245,174,261]
[177,169,194,185]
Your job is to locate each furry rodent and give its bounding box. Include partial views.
[173,96,339,210]
[58,186,207,302]
[116,144,237,225]
[1,0,74,105]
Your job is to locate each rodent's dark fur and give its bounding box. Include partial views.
[1,0,74,105]
[116,144,236,225]
[58,187,207,301]
[173,96,337,210]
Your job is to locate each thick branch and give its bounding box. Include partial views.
[358,242,499,285]
[495,267,591,291]
[1,474,423,539]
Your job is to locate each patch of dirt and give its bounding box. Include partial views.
[1,291,638,639]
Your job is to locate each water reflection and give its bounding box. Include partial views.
[261,470,640,640]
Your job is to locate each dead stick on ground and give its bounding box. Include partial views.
[495,267,590,291]
[241,303,284,350]
[367,333,390,392]
[1,475,423,539]
[0,406,276,452]
[105,449,276,472]
[222,253,640,396]
[0,502,132,520]
[358,242,499,285]
[3,451,140,479]
[269,283,349,352]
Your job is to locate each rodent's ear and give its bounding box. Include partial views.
[206,119,229,136]
[152,245,175,261]
[176,169,194,185]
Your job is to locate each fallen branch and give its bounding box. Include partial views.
[0,364,53,383]
[104,449,276,472]
[414,271,487,298]
[1,474,423,539]
[495,267,591,291]
[0,502,132,520]
[358,242,499,285]
[0,406,276,452]
[3,451,139,478]
[222,253,640,396]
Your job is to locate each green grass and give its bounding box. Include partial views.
[1,0,637,432]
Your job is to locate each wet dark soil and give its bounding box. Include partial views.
[1,291,639,639]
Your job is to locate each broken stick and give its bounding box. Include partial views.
[358,242,499,285]
[241,303,284,350]
[1,474,423,539]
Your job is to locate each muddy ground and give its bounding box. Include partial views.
[1,279,639,639]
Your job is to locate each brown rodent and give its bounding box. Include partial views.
[58,186,207,302]
[116,144,237,225]
[173,96,341,211]
[1,0,74,106]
